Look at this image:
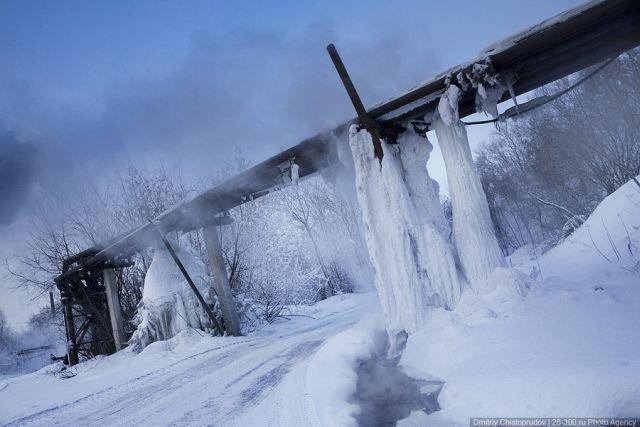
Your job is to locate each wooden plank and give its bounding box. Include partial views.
[327,43,384,160]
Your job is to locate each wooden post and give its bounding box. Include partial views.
[155,229,225,336]
[203,224,241,336]
[327,43,385,161]
[61,292,79,365]
[103,268,126,351]
[49,291,55,317]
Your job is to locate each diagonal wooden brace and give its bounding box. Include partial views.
[151,222,225,336]
[327,43,385,161]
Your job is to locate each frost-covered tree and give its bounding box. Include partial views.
[0,309,14,353]
[4,165,205,338]
[477,50,640,253]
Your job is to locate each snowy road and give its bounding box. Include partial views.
[0,294,377,427]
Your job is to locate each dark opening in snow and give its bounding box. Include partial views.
[353,350,442,426]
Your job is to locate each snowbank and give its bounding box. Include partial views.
[306,315,386,427]
[400,177,640,422]
[528,176,640,284]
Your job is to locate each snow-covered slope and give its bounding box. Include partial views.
[399,177,640,424]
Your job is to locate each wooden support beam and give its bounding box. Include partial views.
[49,291,55,317]
[103,268,126,352]
[61,294,79,365]
[203,224,242,336]
[327,43,384,161]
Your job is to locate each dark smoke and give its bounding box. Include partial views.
[0,131,40,226]
[0,21,438,229]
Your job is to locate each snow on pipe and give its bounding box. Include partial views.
[432,85,506,293]
[349,125,462,336]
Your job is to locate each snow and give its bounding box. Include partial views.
[433,85,506,292]
[399,177,640,423]
[349,125,461,335]
[0,293,378,426]
[526,177,640,284]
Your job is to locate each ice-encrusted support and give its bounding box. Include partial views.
[349,125,461,335]
[203,224,241,336]
[103,268,126,351]
[432,85,505,293]
[158,230,224,335]
[129,237,224,352]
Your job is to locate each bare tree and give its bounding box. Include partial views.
[0,309,14,353]
[477,49,640,253]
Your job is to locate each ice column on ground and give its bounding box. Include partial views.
[349,125,461,335]
[129,242,215,351]
[432,85,505,293]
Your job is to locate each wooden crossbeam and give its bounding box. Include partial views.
[326,44,384,161]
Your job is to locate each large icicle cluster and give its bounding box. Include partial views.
[129,243,215,352]
[432,85,506,293]
[349,126,462,335]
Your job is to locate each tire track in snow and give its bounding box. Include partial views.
[174,339,324,425]
[4,296,372,426]
[4,338,261,426]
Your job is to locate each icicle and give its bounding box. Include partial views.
[349,125,462,336]
[397,131,464,305]
[290,161,300,184]
[505,75,519,113]
[397,131,450,240]
[475,83,502,118]
[433,85,506,294]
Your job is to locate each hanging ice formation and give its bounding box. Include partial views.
[349,125,462,335]
[397,131,451,239]
[129,242,216,351]
[432,84,506,293]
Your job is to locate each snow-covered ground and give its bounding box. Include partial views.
[0,293,380,426]
[2,179,639,426]
[399,177,640,424]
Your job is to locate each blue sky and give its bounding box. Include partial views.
[0,0,582,328]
